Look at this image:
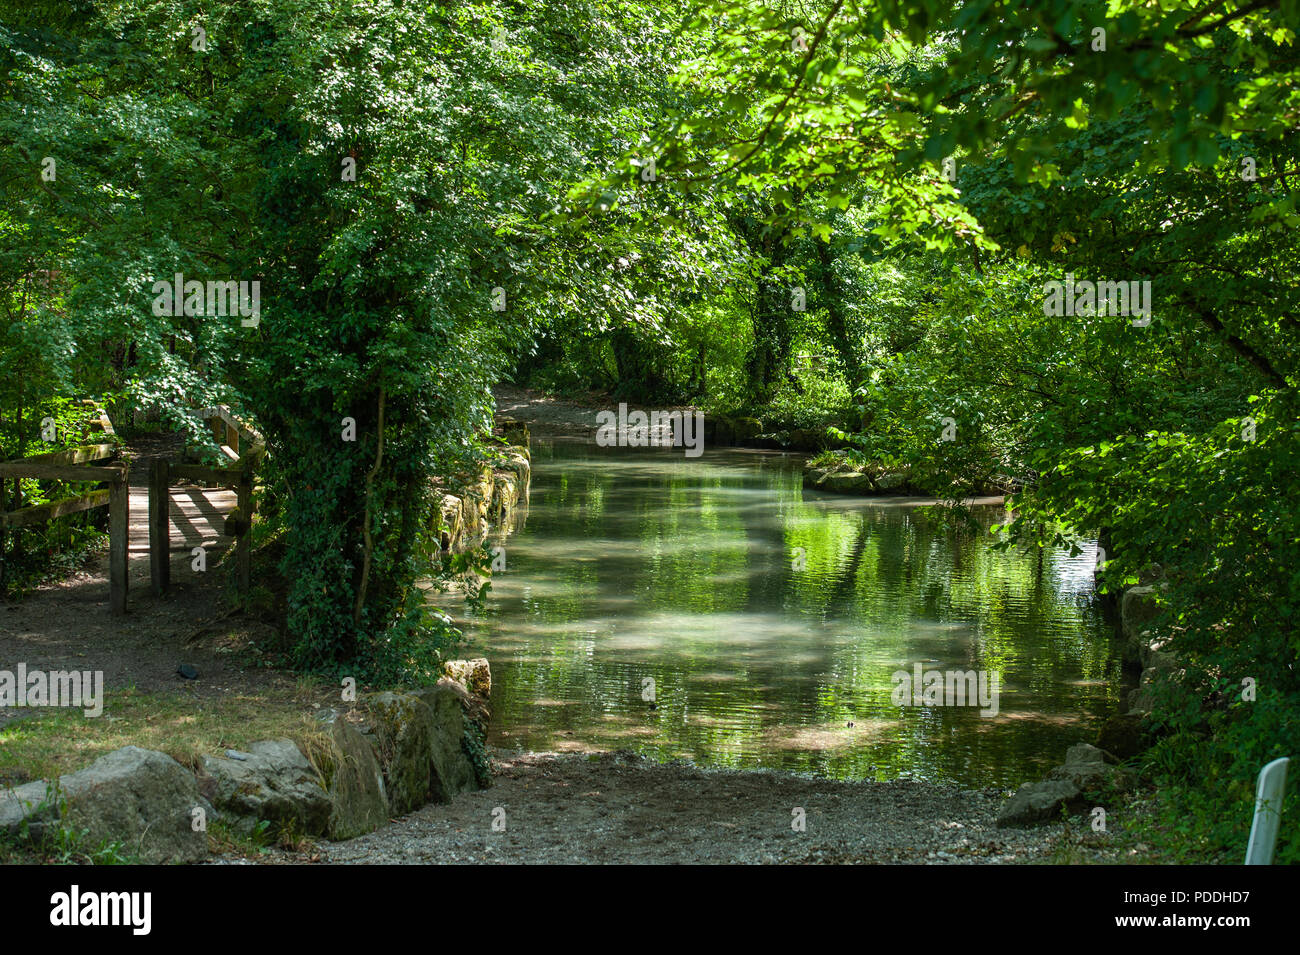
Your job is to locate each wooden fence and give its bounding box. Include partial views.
[150,405,264,603]
[0,404,265,614]
[0,443,129,614]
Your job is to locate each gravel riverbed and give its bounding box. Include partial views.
[313,750,1070,865]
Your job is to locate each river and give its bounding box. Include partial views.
[455,437,1120,788]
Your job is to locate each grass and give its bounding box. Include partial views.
[0,780,140,865]
[0,677,358,864]
[0,679,336,787]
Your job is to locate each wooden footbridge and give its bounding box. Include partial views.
[0,405,261,613]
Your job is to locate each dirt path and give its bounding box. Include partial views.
[494,385,701,438]
[313,751,1067,865]
[0,435,284,735]
[493,384,609,435]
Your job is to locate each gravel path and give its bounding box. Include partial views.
[317,751,1066,865]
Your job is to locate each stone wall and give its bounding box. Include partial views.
[431,422,531,554]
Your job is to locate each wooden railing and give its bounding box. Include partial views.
[196,404,264,464]
[150,405,263,603]
[0,443,128,614]
[0,404,265,614]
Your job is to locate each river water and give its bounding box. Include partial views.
[455,437,1120,788]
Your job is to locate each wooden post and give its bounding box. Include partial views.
[109,468,129,615]
[236,462,253,607]
[149,458,170,596]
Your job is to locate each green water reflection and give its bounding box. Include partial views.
[454,438,1121,787]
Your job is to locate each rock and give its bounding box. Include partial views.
[803,454,911,495]
[1120,585,1162,653]
[1046,743,1132,792]
[411,684,478,800]
[996,778,1084,827]
[495,418,530,447]
[501,450,530,482]
[443,658,492,703]
[1124,668,1163,716]
[872,471,909,492]
[436,493,463,551]
[705,416,737,445]
[492,471,519,520]
[821,471,876,493]
[786,428,825,452]
[1095,712,1146,760]
[198,739,331,836]
[732,417,763,441]
[997,744,1133,828]
[475,465,494,519]
[1140,635,1177,671]
[427,676,487,730]
[1137,563,1166,585]
[321,712,389,840]
[0,746,207,863]
[460,492,483,544]
[0,779,58,837]
[366,692,436,815]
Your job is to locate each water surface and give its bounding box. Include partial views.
[454,438,1119,787]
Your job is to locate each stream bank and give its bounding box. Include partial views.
[312,750,1100,865]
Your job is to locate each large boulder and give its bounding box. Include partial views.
[437,659,493,790]
[997,744,1132,828]
[505,450,531,506]
[0,746,207,863]
[320,712,389,840]
[430,676,489,733]
[732,417,763,442]
[705,416,737,446]
[783,428,826,452]
[492,471,520,521]
[819,470,876,493]
[460,493,482,545]
[1046,743,1133,792]
[803,454,912,495]
[198,739,331,836]
[474,465,494,521]
[501,449,530,483]
[996,778,1083,828]
[366,692,437,815]
[1140,635,1177,671]
[1124,668,1164,716]
[495,418,530,447]
[872,471,910,492]
[410,683,479,800]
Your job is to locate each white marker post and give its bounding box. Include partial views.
[1245,756,1290,865]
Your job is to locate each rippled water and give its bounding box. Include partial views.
[453,437,1121,787]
